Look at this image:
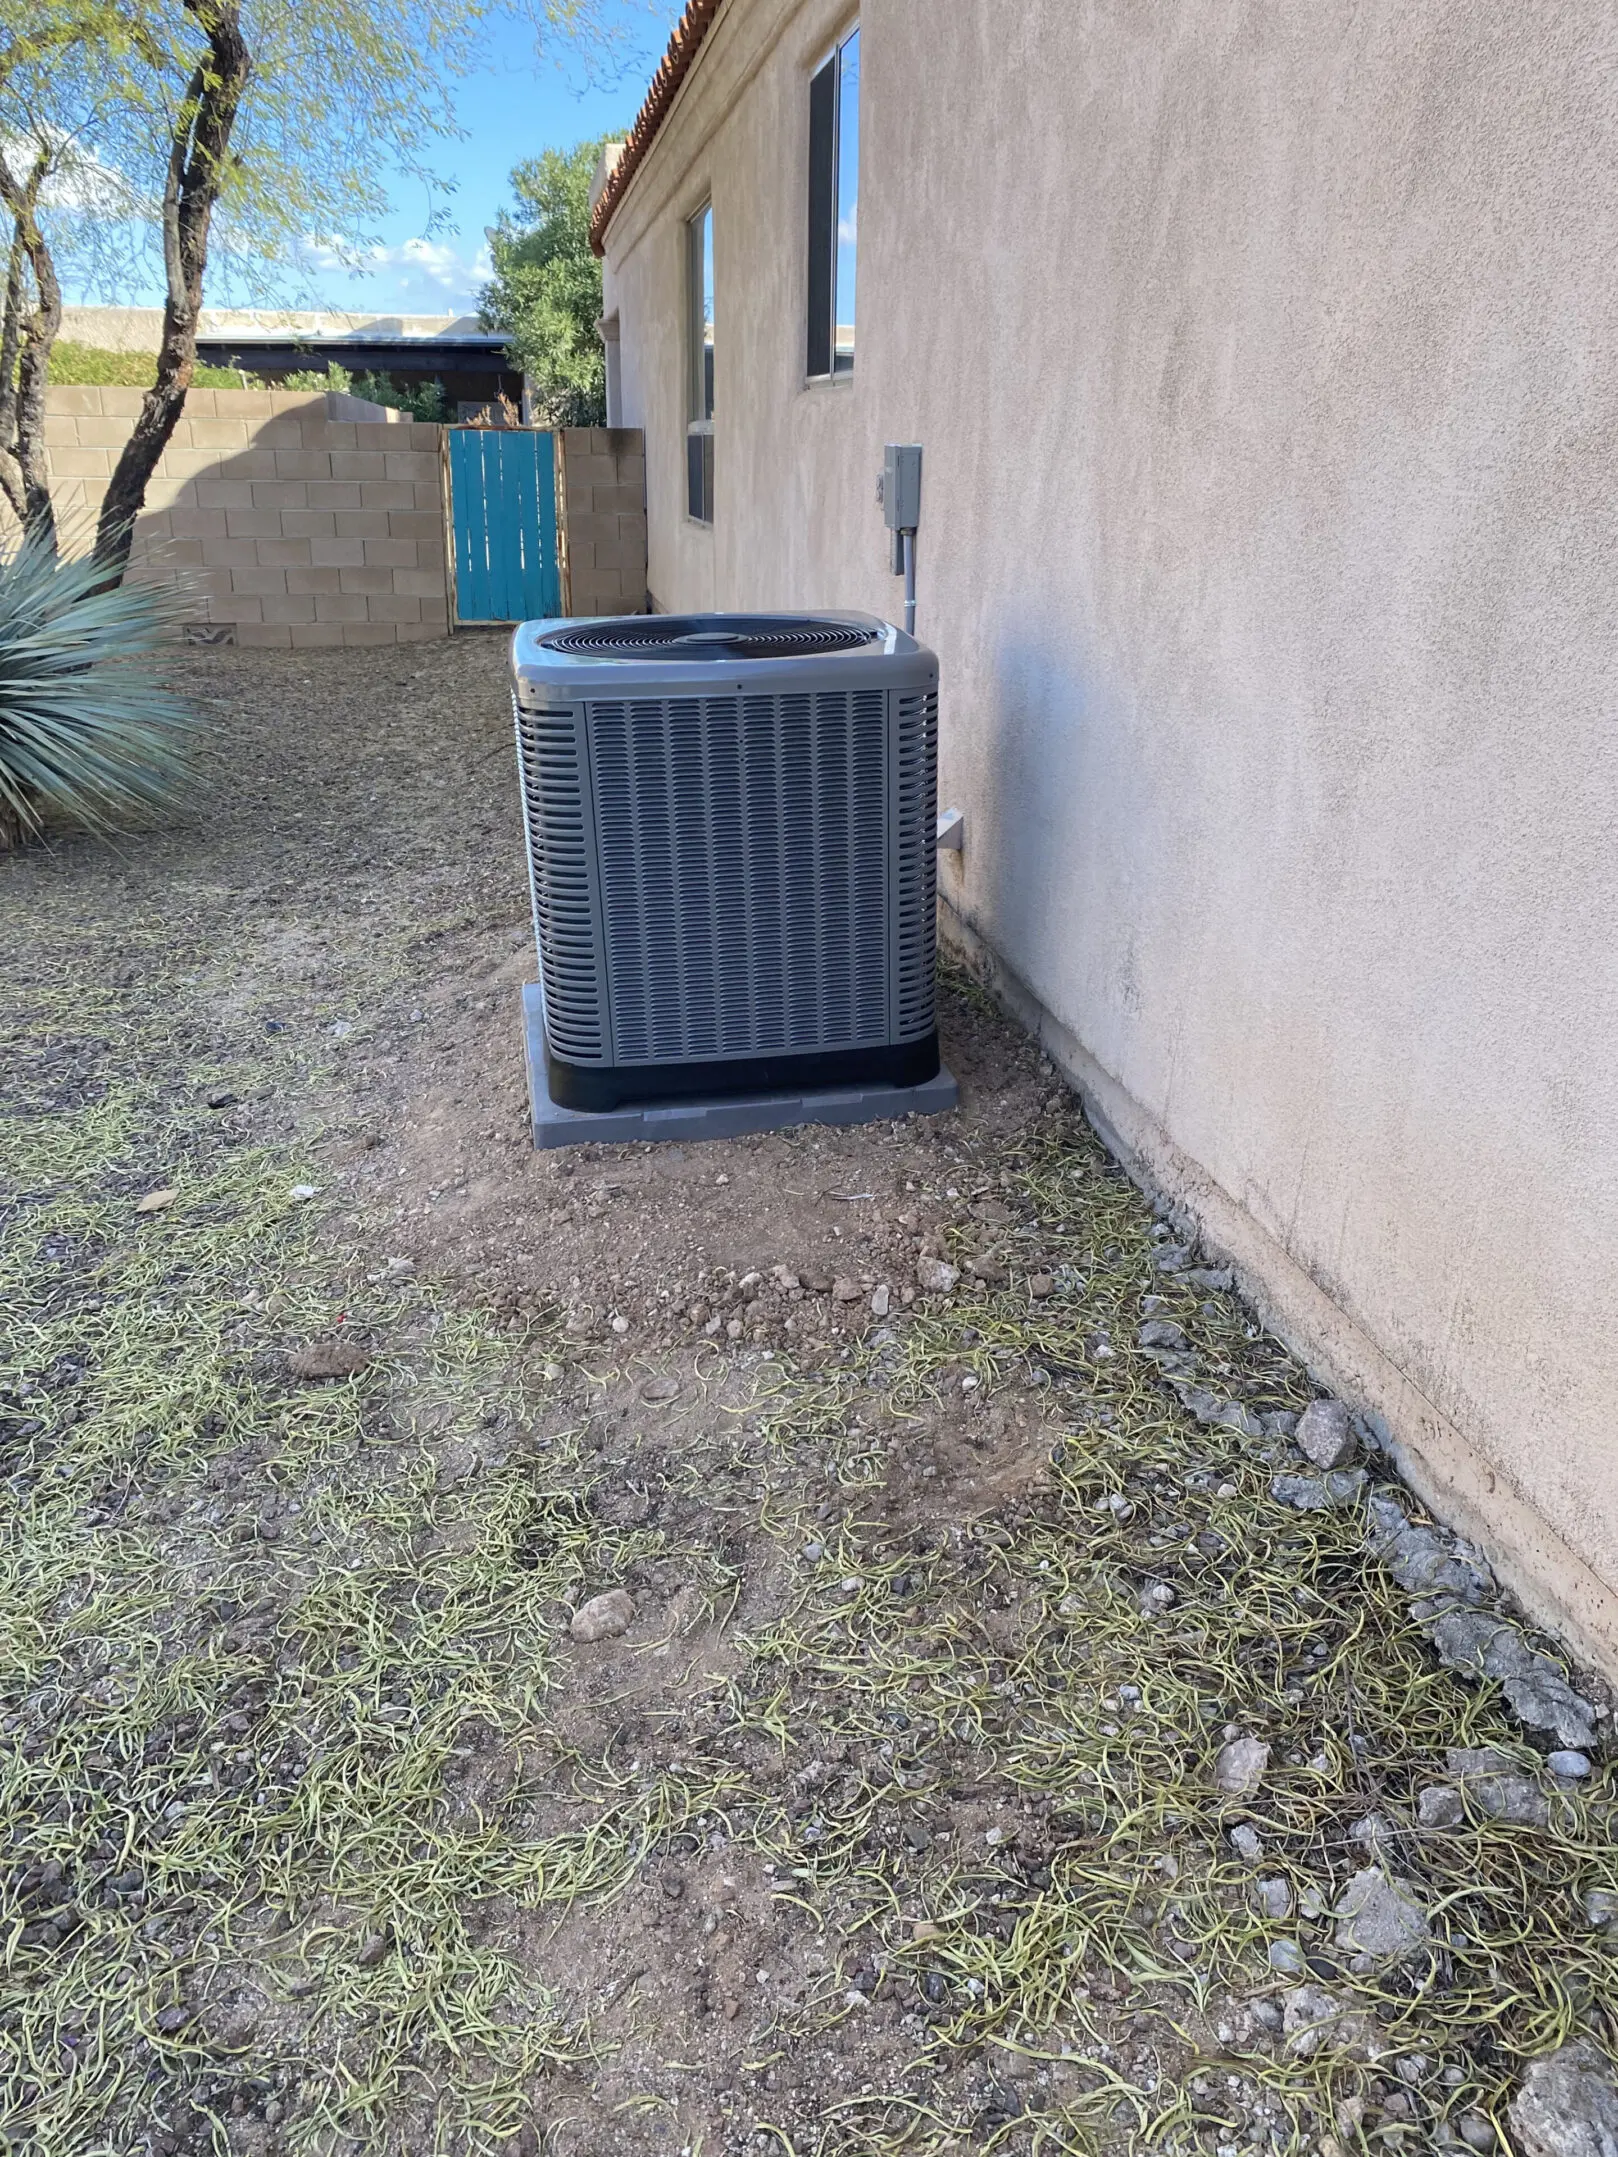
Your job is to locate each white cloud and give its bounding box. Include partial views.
[298,235,493,312]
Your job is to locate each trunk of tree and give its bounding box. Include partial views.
[0,149,61,550]
[94,0,251,581]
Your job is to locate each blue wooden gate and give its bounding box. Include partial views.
[447,428,561,624]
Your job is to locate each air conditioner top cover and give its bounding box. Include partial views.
[510,610,940,1114]
[512,609,928,697]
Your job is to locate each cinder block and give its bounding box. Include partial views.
[313,592,371,622]
[307,482,363,508]
[180,389,217,420]
[329,451,387,481]
[593,540,625,571]
[566,540,595,572]
[210,538,263,568]
[340,622,403,646]
[394,566,447,598]
[212,391,280,418]
[278,509,338,539]
[415,538,445,569]
[44,414,83,446]
[171,508,228,539]
[367,592,422,623]
[333,510,392,540]
[155,447,223,479]
[141,477,187,511]
[155,538,205,568]
[286,565,344,594]
[361,538,416,568]
[382,451,437,484]
[254,420,307,448]
[223,509,285,539]
[214,594,262,622]
[418,592,449,624]
[336,565,394,594]
[51,448,111,478]
[193,482,257,510]
[310,536,365,568]
[412,482,443,511]
[288,621,351,648]
[47,385,102,416]
[387,509,443,541]
[96,388,148,417]
[230,565,288,595]
[273,449,337,481]
[356,482,416,511]
[295,423,357,451]
[235,622,294,648]
[255,536,313,566]
[392,617,445,642]
[260,593,318,623]
[407,422,443,451]
[352,423,399,452]
[248,481,309,510]
[215,450,279,481]
[187,419,251,450]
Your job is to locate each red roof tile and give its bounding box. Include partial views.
[589,0,725,257]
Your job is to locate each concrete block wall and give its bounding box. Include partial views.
[555,428,647,616]
[38,388,450,648]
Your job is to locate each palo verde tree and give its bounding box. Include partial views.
[479,134,614,427]
[0,0,620,575]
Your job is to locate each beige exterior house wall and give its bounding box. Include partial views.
[39,387,449,647]
[601,0,1618,1674]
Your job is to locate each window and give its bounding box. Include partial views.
[686,202,714,523]
[807,24,858,378]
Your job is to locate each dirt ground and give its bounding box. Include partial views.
[3,634,1616,2157]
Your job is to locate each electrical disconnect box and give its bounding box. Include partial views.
[882,443,922,531]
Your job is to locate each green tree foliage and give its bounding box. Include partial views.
[0,1,618,568]
[480,135,613,427]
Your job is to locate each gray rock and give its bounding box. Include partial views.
[1417,1784,1465,1829]
[1333,1868,1431,1961]
[1582,1889,1618,1930]
[1272,1468,1368,1512]
[915,1256,959,1295]
[1215,1737,1271,1795]
[1367,1494,1492,1604]
[1249,1996,1284,2033]
[1447,1748,1549,1827]
[1548,1751,1593,1780]
[1282,1983,1376,2059]
[1267,1939,1306,1974]
[1457,2117,1499,2154]
[1429,1614,1598,1749]
[1229,1824,1264,1863]
[1254,1875,1293,1920]
[569,1589,636,1643]
[1297,1399,1356,1470]
[1138,1319,1190,1352]
[1154,1244,1193,1273]
[1508,2038,1618,2157]
[1351,1812,1401,1864]
[1139,1579,1177,1614]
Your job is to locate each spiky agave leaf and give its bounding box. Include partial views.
[0,531,200,842]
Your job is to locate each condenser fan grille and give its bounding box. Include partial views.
[540,614,879,662]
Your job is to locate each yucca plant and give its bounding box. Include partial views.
[0,531,200,848]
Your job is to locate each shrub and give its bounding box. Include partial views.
[0,533,200,848]
[45,343,245,389]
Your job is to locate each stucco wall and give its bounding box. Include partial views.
[602,0,1618,1671]
[39,387,449,646]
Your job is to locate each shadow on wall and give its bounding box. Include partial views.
[967,618,1143,1035]
[36,388,449,651]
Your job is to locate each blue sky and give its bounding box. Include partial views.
[69,2,681,317]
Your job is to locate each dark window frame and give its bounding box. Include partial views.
[686,200,714,524]
[806,23,858,380]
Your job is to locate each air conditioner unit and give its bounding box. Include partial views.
[511,611,940,1114]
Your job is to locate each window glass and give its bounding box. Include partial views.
[687,202,714,521]
[833,29,858,371]
[807,25,858,378]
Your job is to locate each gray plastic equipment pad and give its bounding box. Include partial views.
[523,984,958,1150]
